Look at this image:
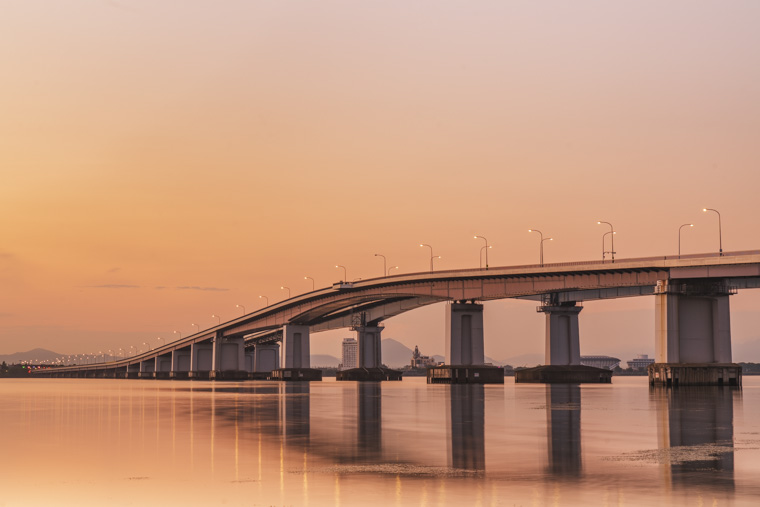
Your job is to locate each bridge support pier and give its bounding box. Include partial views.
[516,301,610,383]
[138,359,155,379]
[211,334,248,380]
[253,343,280,379]
[154,354,171,379]
[170,349,191,379]
[650,280,741,386]
[189,341,213,380]
[337,325,401,381]
[430,302,502,384]
[273,324,321,381]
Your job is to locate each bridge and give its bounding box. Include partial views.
[38,250,760,384]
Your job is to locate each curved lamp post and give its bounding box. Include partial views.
[259,295,269,306]
[528,229,552,266]
[191,323,199,333]
[388,265,399,275]
[474,236,489,269]
[304,276,315,291]
[236,304,246,315]
[374,254,387,277]
[678,223,694,258]
[702,208,723,256]
[420,244,435,272]
[211,314,221,325]
[479,245,492,269]
[597,221,615,262]
[281,286,291,299]
[335,265,347,282]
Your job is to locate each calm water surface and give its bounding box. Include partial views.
[1,377,759,506]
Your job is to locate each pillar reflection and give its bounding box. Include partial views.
[357,382,382,458]
[448,384,485,471]
[656,387,737,491]
[546,384,582,476]
[280,383,310,442]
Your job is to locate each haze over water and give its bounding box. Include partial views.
[2,377,759,506]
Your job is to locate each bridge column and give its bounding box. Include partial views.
[272,324,321,381]
[138,359,155,379]
[281,325,310,369]
[651,280,740,386]
[170,348,191,379]
[211,333,247,380]
[190,341,214,379]
[357,325,383,368]
[539,303,582,366]
[254,343,280,376]
[154,354,171,379]
[445,302,484,365]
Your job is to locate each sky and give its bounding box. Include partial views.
[2,1,760,363]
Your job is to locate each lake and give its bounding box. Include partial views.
[1,377,759,506]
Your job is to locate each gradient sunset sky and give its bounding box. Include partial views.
[2,1,759,362]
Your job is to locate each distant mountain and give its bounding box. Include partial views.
[382,338,414,368]
[311,354,340,367]
[0,348,63,364]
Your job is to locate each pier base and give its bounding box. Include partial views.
[249,371,271,380]
[648,363,742,387]
[336,367,402,381]
[170,371,190,380]
[210,370,250,381]
[515,365,612,384]
[271,368,323,381]
[427,365,504,384]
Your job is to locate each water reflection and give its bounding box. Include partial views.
[545,384,582,476]
[655,386,738,491]
[357,382,382,458]
[447,384,485,471]
[280,383,310,442]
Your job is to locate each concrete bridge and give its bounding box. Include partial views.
[37,250,760,383]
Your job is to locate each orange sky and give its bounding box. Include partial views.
[2,1,760,362]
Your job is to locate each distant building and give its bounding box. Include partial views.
[580,355,620,370]
[411,345,436,368]
[627,354,655,370]
[341,338,358,370]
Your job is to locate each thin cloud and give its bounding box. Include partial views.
[89,284,141,289]
[106,267,121,274]
[174,286,229,292]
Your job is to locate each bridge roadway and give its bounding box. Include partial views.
[39,250,760,379]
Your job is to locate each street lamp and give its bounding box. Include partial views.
[474,236,489,269]
[259,295,269,306]
[597,221,615,262]
[143,341,152,352]
[602,231,616,262]
[335,265,347,281]
[388,265,399,276]
[374,254,387,277]
[191,323,199,333]
[281,286,291,298]
[432,255,441,270]
[211,314,221,325]
[679,223,694,258]
[702,208,723,256]
[528,229,552,267]
[236,304,246,315]
[479,245,492,269]
[420,244,435,272]
[304,276,315,291]
[172,331,181,341]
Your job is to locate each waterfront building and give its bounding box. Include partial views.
[411,345,436,368]
[580,355,621,370]
[341,338,358,370]
[627,354,655,370]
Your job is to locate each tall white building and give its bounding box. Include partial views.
[341,338,358,370]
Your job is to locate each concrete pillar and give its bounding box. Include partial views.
[654,281,732,364]
[190,341,214,378]
[171,349,191,376]
[155,354,171,378]
[539,304,582,366]
[445,302,485,366]
[244,349,255,373]
[211,334,245,378]
[281,324,310,369]
[254,343,280,372]
[356,326,383,368]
